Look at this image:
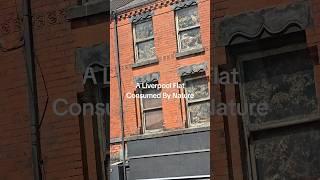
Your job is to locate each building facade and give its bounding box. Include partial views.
[0,0,109,179]
[110,0,211,179]
[212,0,320,179]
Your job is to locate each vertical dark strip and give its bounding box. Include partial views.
[93,84,104,180]
[134,90,139,130]
[210,0,215,178]
[23,0,43,179]
[77,93,89,180]
[220,83,234,180]
[106,2,110,178]
[92,114,104,180]
[178,86,186,127]
[235,84,248,180]
[113,11,127,179]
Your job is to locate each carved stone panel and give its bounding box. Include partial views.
[216,1,311,46]
[134,72,160,84]
[75,43,108,73]
[130,11,154,23]
[178,62,207,77]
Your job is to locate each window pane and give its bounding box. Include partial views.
[135,20,154,40]
[179,28,202,51]
[177,6,199,29]
[189,101,210,124]
[242,50,318,125]
[185,77,209,101]
[254,125,320,179]
[142,88,162,109]
[145,109,163,130]
[137,40,155,60]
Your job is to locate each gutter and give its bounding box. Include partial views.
[112,11,127,180]
[23,0,43,179]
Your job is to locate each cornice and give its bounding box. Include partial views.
[216,1,312,46]
[115,0,182,21]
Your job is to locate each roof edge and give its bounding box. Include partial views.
[115,0,156,13]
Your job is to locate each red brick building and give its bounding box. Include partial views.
[110,0,211,179]
[212,0,320,179]
[0,0,108,179]
[1,0,318,179]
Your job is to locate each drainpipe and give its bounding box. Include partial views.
[112,11,127,180]
[23,0,43,180]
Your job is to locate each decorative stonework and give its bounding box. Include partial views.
[75,43,108,74]
[130,11,154,23]
[178,62,207,76]
[116,0,181,21]
[0,8,66,37]
[171,0,197,10]
[134,72,160,84]
[67,0,108,20]
[216,1,312,46]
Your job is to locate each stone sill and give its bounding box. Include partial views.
[110,126,210,144]
[132,58,158,68]
[67,0,108,20]
[176,47,205,58]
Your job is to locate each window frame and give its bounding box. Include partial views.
[138,85,163,133]
[183,75,210,127]
[132,19,156,63]
[237,43,320,132]
[235,41,320,180]
[175,5,202,53]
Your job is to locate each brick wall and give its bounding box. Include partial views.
[212,0,320,179]
[110,0,211,161]
[0,0,108,179]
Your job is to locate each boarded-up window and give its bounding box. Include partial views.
[141,87,163,131]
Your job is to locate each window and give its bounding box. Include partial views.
[140,86,163,132]
[175,6,202,52]
[233,32,320,179]
[133,20,156,62]
[241,49,317,125]
[253,123,320,179]
[240,49,319,179]
[184,76,210,126]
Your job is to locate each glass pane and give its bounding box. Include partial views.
[177,6,199,29]
[145,109,163,130]
[135,20,154,40]
[185,77,209,101]
[254,124,320,179]
[242,50,318,125]
[179,28,202,51]
[142,88,162,109]
[188,101,210,124]
[137,40,155,60]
